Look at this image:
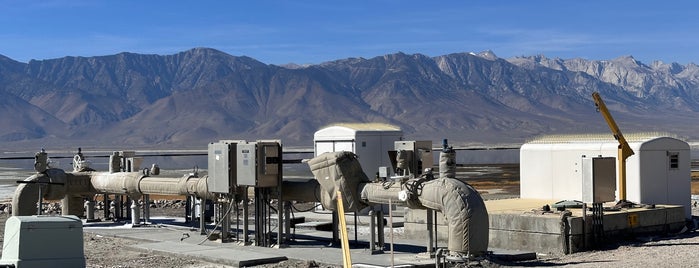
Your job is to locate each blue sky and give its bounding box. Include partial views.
[2,1,698,65]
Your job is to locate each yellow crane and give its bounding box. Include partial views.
[592,92,635,202]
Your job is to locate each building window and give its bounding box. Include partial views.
[669,152,679,169]
[362,141,366,147]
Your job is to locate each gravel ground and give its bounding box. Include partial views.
[488,231,699,267]
[0,201,697,267]
[0,201,335,268]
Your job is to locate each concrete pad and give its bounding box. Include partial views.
[485,198,557,213]
[131,241,287,267]
[405,198,687,255]
[295,221,333,231]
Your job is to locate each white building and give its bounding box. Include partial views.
[520,134,691,218]
[314,123,402,178]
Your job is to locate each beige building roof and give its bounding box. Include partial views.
[527,132,679,144]
[321,122,401,131]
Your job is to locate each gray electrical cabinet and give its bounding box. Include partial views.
[394,140,433,176]
[0,215,85,268]
[208,140,243,193]
[237,140,282,187]
[582,157,616,203]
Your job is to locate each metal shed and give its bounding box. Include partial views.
[520,134,691,218]
[314,123,402,178]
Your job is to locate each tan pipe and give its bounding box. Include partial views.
[138,174,212,199]
[307,151,489,257]
[13,170,214,216]
[90,172,213,199]
[12,174,43,216]
[90,172,144,197]
[12,169,70,216]
[359,178,488,257]
[416,178,488,257]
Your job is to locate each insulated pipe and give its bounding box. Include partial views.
[89,172,213,199]
[90,172,143,198]
[13,170,214,216]
[308,151,489,257]
[12,168,69,216]
[359,177,489,257]
[12,174,43,216]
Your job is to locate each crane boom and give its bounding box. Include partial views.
[592,92,635,201]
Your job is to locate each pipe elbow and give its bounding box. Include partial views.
[12,174,43,216]
[417,178,489,257]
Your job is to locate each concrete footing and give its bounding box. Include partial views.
[404,198,687,255]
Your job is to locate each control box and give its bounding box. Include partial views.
[208,140,243,193]
[582,157,616,203]
[394,140,433,176]
[237,140,282,187]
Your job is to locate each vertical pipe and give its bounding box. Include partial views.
[221,198,230,241]
[426,208,434,253]
[277,160,284,246]
[143,194,150,223]
[284,201,291,243]
[199,198,206,235]
[354,212,358,246]
[377,210,385,248]
[369,209,376,252]
[186,196,194,223]
[389,199,394,268]
[433,210,438,251]
[109,153,120,173]
[104,195,110,219]
[255,188,262,246]
[85,199,95,221]
[243,188,249,244]
[332,211,339,245]
[236,199,240,242]
[582,202,587,250]
[125,196,131,219]
[277,189,283,246]
[62,195,85,217]
[130,199,140,226]
[114,195,122,219]
[37,186,43,215]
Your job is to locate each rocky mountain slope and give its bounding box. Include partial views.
[0,48,697,149]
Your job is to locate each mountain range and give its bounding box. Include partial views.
[1,48,698,150]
